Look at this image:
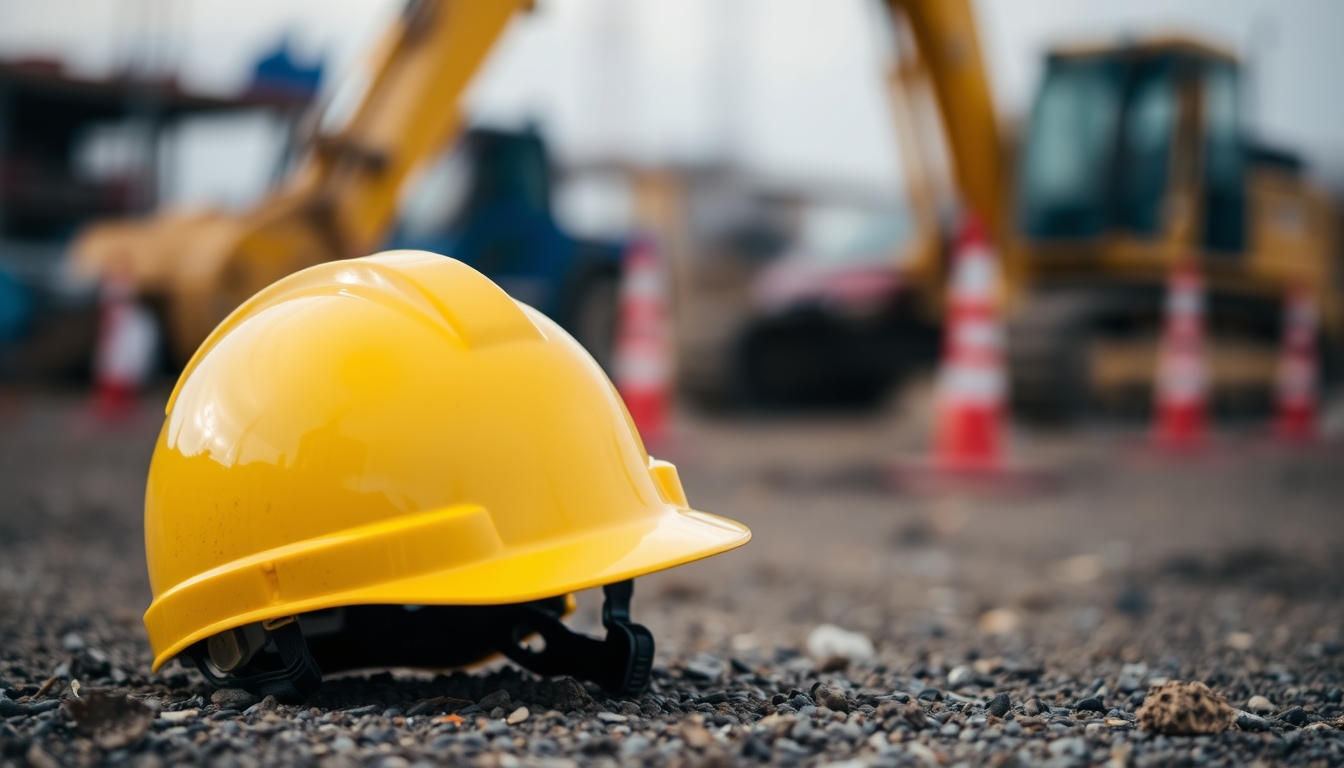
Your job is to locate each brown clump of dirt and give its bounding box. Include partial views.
[1137,680,1235,735]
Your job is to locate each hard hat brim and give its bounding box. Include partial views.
[147,507,749,672]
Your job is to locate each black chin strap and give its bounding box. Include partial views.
[184,580,654,703]
[494,581,655,698]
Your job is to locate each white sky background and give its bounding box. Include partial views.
[2,0,1342,209]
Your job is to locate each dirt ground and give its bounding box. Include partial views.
[1,388,1343,767]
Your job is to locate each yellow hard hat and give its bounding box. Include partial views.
[144,251,750,701]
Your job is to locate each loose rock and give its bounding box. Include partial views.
[1136,681,1235,735]
[64,691,154,750]
[805,625,875,667]
[476,689,511,711]
[1246,695,1274,714]
[947,665,974,688]
[210,688,259,710]
[987,692,1011,718]
[549,677,594,711]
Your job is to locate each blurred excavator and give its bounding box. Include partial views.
[71,0,1340,421]
[873,1,1340,421]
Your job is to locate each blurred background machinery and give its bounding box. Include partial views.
[0,52,315,377]
[3,0,1340,424]
[1004,37,1341,422]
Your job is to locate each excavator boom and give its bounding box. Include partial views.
[886,0,1006,237]
[71,0,526,363]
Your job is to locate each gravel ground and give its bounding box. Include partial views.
[2,390,1343,767]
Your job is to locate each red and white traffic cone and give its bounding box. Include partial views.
[1273,284,1319,443]
[889,214,1049,494]
[613,234,672,445]
[91,261,158,420]
[930,216,1007,470]
[1151,262,1209,450]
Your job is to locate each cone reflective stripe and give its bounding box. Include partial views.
[93,267,158,416]
[932,217,1007,469]
[614,235,671,443]
[1152,263,1208,448]
[1274,284,1319,442]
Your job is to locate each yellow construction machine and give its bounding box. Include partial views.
[878,0,1341,420]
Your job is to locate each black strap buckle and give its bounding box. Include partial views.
[185,620,322,703]
[494,580,654,697]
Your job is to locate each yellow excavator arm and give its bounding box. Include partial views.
[886,0,1005,235]
[301,0,524,253]
[71,0,526,364]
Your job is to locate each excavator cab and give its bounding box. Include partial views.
[1007,39,1338,421]
[1018,41,1246,255]
[1016,42,1247,258]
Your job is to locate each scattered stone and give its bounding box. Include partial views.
[1075,696,1106,713]
[64,691,154,750]
[210,688,258,710]
[550,677,595,711]
[1279,706,1308,726]
[972,657,1002,676]
[681,721,714,749]
[343,704,380,716]
[506,706,529,724]
[476,689,511,711]
[0,697,24,717]
[987,692,1011,718]
[1235,711,1271,731]
[979,608,1020,635]
[683,654,727,681]
[805,625,875,667]
[902,700,928,730]
[1136,681,1235,735]
[699,691,729,705]
[1024,697,1048,717]
[1117,674,1144,693]
[158,708,198,723]
[1247,695,1274,714]
[406,696,472,716]
[947,665,974,689]
[741,737,771,761]
[812,684,850,713]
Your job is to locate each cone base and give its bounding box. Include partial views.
[1272,407,1317,445]
[91,382,138,421]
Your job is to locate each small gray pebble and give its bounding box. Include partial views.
[210,689,258,710]
[1237,712,1271,731]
